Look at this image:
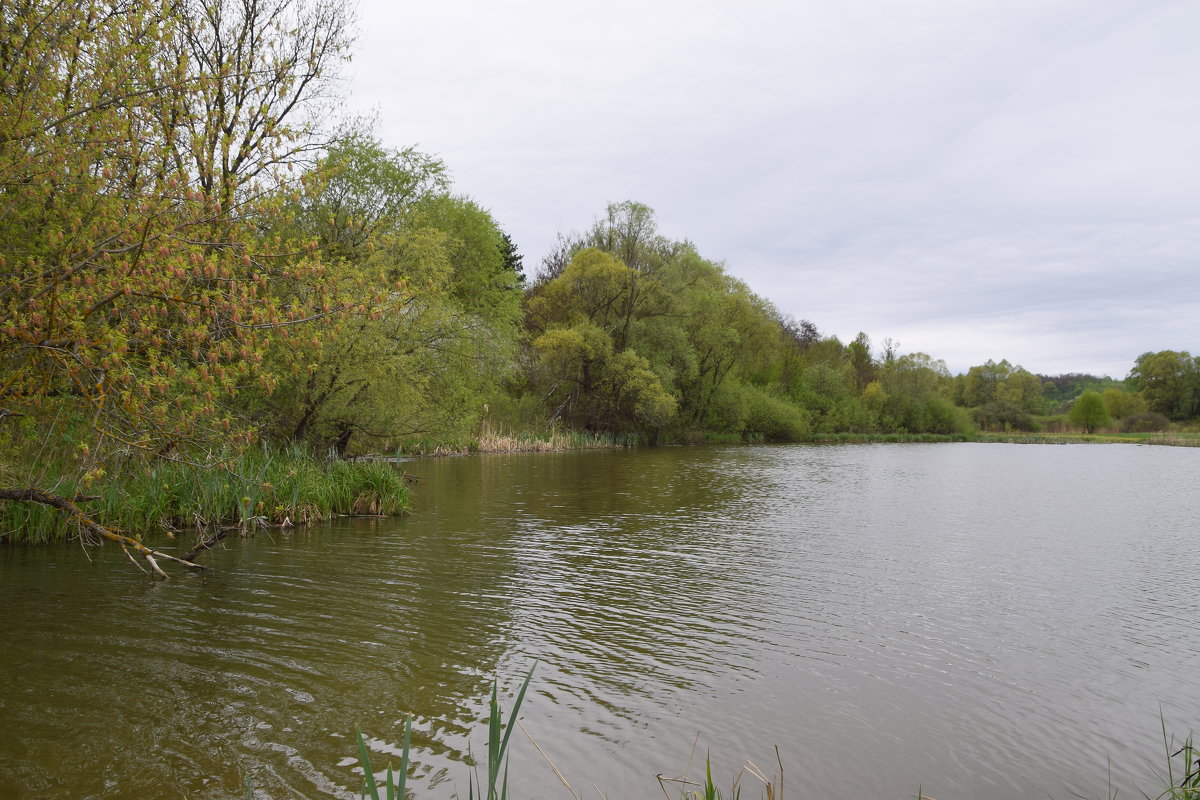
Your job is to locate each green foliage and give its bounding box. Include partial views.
[1038,373,1125,412]
[0,444,408,543]
[293,133,449,263]
[1068,390,1111,434]
[997,369,1046,414]
[1129,350,1200,421]
[707,382,810,441]
[253,138,523,453]
[1121,411,1171,433]
[847,332,875,394]
[963,360,1015,407]
[741,386,811,441]
[0,0,354,438]
[409,193,524,327]
[1102,387,1149,421]
[972,402,1039,432]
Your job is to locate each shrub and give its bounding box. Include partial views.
[1122,411,1172,433]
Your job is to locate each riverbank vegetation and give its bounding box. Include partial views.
[3,0,1198,559]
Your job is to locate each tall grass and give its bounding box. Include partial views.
[809,432,970,444]
[394,429,636,456]
[1157,718,1200,800]
[658,748,784,800]
[0,443,409,543]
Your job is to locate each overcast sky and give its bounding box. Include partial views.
[342,0,1198,377]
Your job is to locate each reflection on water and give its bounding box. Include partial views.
[1,443,1199,799]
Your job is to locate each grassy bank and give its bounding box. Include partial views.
[389,428,1200,455]
[972,431,1200,446]
[809,432,973,444]
[0,444,409,545]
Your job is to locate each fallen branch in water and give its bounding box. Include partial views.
[180,527,233,562]
[0,487,208,577]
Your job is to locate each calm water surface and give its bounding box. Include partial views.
[1,443,1198,799]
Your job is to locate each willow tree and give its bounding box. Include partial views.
[527,249,676,434]
[252,135,525,453]
[1069,390,1110,434]
[0,0,352,571]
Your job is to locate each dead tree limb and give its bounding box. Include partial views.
[180,528,232,563]
[0,487,208,576]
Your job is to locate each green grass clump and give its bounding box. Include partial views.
[0,442,409,543]
[1158,722,1200,800]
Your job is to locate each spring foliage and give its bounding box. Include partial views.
[1,2,1194,551]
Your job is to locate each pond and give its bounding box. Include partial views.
[1,443,1198,799]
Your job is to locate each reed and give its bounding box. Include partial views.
[355,665,535,800]
[1157,717,1200,800]
[658,748,784,800]
[396,429,636,456]
[0,443,409,543]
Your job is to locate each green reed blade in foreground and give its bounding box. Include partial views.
[355,725,380,800]
[485,662,536,800]
[355,665,534,800]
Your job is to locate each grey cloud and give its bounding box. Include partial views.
[347,0,1198,377]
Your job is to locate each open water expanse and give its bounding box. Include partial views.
[1,442,1199,799]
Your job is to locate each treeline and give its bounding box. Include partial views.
[2,0,1197,539]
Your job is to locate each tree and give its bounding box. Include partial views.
[1128,350,1200,420]
[1069,390,1110,434]
[534,202,682,351]
[527,249,676,434]
[166,0,352,209]
[288,134,448,263]
[499,231,526,287]
[847,332,874,394]
[1101,387,1147,421]
[0,0,353,569]
[259,140,523,452]
[962,360,1014,407]
[997,369,1045,414]
[674,271,781,426]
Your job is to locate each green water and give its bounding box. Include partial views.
[1,444,1198,799]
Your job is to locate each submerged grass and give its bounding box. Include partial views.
[0,442,409,544]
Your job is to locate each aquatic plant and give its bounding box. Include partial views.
[0,443,409,545]
[355,665,535,800]
[1157,718,1200,800]
[657,747,784,800]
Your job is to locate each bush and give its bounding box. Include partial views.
[972,402,1039,432]
[1122,411,1172,433]
[741,387,810,442]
